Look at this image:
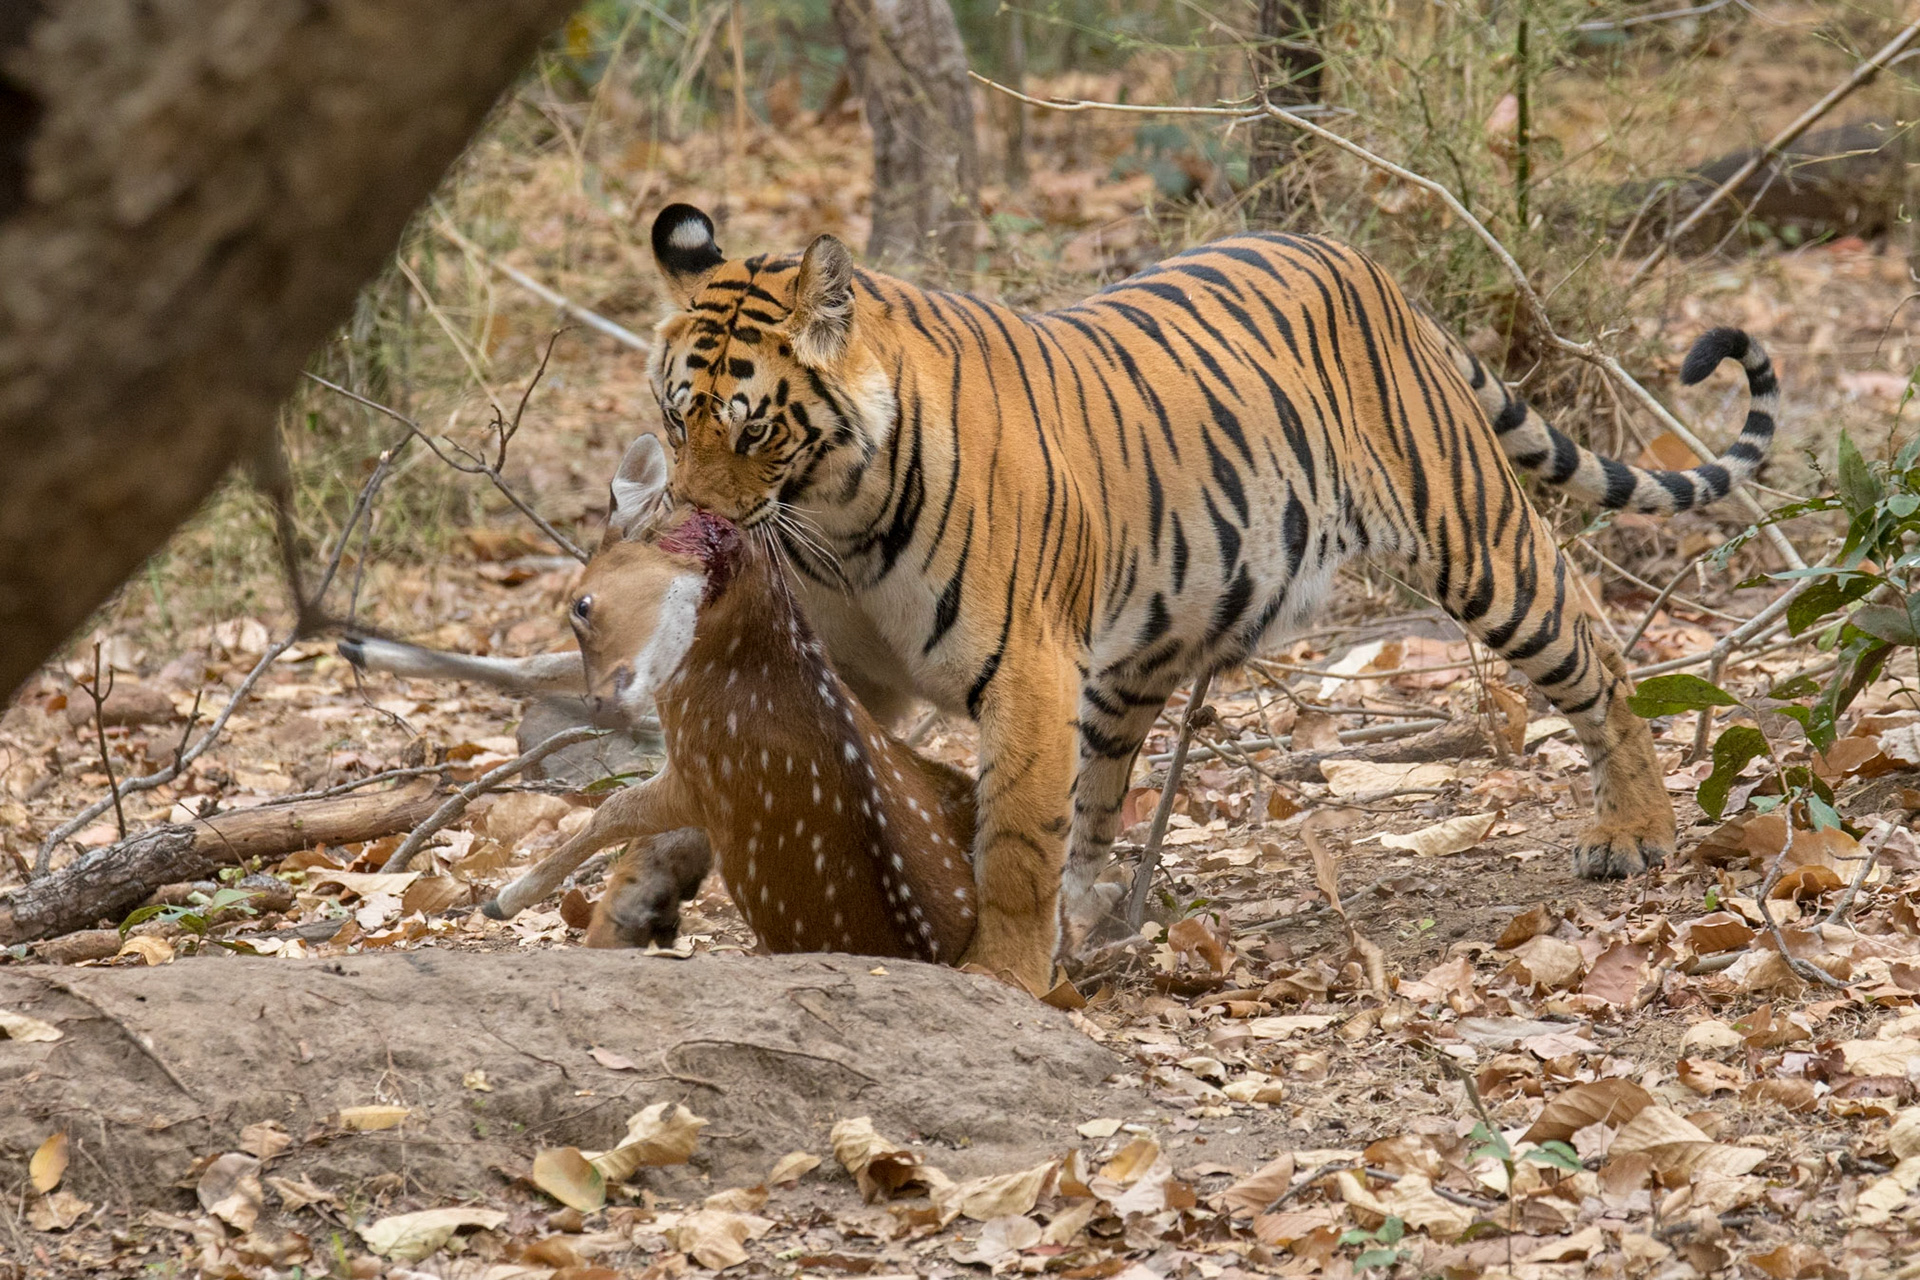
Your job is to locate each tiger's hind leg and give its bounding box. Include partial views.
[1430,524,1676,878]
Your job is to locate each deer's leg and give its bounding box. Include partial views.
[485,772,696,918]
[958,648,1078,993]
[339,638,588,697]
[586,827,714,948]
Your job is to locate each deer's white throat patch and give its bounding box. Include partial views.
[621,573,704,716]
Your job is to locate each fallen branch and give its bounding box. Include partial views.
[1127,671,1214,931]
[1149,717,1451,766]
[379,726,608,873]
[970,72,1811,576]
[1625,18,1920,289]
[1,785,439,946]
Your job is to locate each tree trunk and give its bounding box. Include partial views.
[1247,0,1325,224]
[0,0,579,700]
[829,0,980,275]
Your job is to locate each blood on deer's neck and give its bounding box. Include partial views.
[581,509,978,963]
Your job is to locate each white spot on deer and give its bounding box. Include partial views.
[763,791,775,811]
[785,754,794,774]
[746,857,757,878]
[810,760,819,777]
[825,882,837,902]
[842,931,854,946]
[832,910,844,927]
[727,635,741,655]
[814,852,826,873]
[794,817,806,836]
[727,711,739,736]
[891,854,904,871]
[833,795,844,814]
[812,833,824,851]
[952,888,966,900]
[719,756,733,780]
[726,669,738,689]
[759,885,769,904]
[760,748,770,769]
[812,783,822,804]
[746,837,758,854]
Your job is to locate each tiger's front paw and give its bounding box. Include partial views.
[1571,825,1671,879]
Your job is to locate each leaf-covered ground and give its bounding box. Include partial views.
[6,15,1920,1274]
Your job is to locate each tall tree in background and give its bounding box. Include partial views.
[0,0,579,698]
[1247,0,1324,224]
[830,0,981,274]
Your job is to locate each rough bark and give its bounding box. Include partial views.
[1247,0,1324,223]
[829,0,980,274]
[0,0,579,699]
[0,785,439,945]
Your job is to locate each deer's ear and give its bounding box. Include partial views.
[607,433,674,544]
[786,233,855,367]
[651,204,726,308]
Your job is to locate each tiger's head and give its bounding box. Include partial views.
[646,203,897,530]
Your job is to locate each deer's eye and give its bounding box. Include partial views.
[571,596,593,625]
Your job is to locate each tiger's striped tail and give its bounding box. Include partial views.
[1450,327,1778,515]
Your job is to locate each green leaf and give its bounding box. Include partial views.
[1765,673,1823,701]
[1850,604,1920,647]
[1788,575,1878,635]
[1699,725,1770,820]
[1836,431,1884,515]
[1354,1248,1403,1270]
[1339,1229,1377,1247]
[118,903,171,935]
[1523,1140,1583,1173]
[1806,792,1842,832]
[1377,1217,1406,1246]
[1628,673,1740,717]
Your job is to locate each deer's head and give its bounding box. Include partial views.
[569,434,747,721]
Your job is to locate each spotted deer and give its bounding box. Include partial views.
[343,436,978,962]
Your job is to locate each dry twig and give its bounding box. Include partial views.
[379,726,608,873]
[1128,671,1214,931]
[1753,824,1850,990]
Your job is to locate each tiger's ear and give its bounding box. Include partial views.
[607,433,674,546]
[786,234,856,368]
[651,204,726,308]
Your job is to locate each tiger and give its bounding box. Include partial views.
[639,202,1777,992]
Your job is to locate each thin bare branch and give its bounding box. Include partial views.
[379,726,609,873]
[433,213,652,353]
[303,372,589,564]
[1129,671,1214,931]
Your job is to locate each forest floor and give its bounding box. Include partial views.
[5,16,1920,1278]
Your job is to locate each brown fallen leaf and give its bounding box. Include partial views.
[1220,1154,1295,1218]
[1290,709,1342,752]
[27,1189,92,1232]
[949,1214,1043,1266]
[360,1207,507,1262]
[1676,1057,1746,1096]
[933,1160,1057,1224]
[1521,1079,1654,1144]
[1096,1136,1162,1188]
[116,935,175,966]
[768,1150,821,1185]
[705,1184,770,1214]
[533,1147,607,1212]
[1167,915,1229,974]
[588,1045,638,1071]
[197,1153,264,1232]
[239,1120,292,1163]
[1747,1241,1836,1279]
[667,1208,774,1268]
[1377,812,1497,857]
[1742,1078,1818,1113]
[30,1132,67,1194]
[830,1116,940,1202]
[1495,904,1559,950]
[1503,934,1584,991]
[1580,940,1651,1005]
[590,1102,707,1183]
[0,1008,62,1042]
